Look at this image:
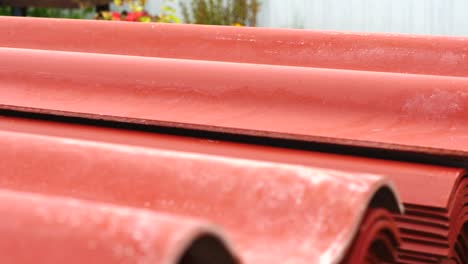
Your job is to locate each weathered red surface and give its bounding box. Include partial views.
[0,17,467,77]
[1,47,468,157]
[0,188,236,264]
[2,17,466,263]
[0,116,402,264]
[0,114,451,208]
[6,116,468,263]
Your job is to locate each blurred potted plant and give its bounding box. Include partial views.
[180,0,261,26]
[98,0,180,23]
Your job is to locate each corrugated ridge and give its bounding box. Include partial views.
[0,188,237,264]
[0,116,403,264]
[396,177,468,262]
[1,16,468,77]
[343,209,400,264]
[3,18,468,263]
[1,47,468,158]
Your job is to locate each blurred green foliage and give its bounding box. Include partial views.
[0,0,262,24]
[0,6,94,18]
[181,0,261,26]
[28,7,94,18]
[159,0,180,23]
[0,6,11,16]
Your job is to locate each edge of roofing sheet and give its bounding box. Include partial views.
[2,47,468,160]
[0,188,238,264]
[2,108,468,169]
[1,17,467,77]
[0,116,403,264]
[0,48,468,164]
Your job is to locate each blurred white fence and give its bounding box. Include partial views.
[146,0,468,36]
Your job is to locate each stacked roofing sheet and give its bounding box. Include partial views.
[0,188,236,264]
[1,17,467,263]
[0,116,402,264]
[1,16,467,77]
[394,171,468,263]
[1,19,468,157]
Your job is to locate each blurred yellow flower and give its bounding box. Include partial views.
[130,2,144,12]
[114,0,146,8]
[138,16,151,22]
[101,11,112,20]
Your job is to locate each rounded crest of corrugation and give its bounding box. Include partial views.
[0,119,403,263]
[0,188,238,264]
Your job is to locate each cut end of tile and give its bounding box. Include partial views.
[178,234,238,264]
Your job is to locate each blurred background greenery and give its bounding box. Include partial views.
[0,0,261,26]
[26,7,95,18]
[0,6,10,16]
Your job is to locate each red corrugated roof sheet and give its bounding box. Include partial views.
[344,209,400,263]
[0,116,402,264]
[1,17,467,263]
[1,45,468,158]
[0,17,467,77]
[0,188,236,264]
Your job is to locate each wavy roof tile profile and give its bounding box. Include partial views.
[394,171,468,263]
[7,114,468,262]
[2,17,467,263]
[0,16,467,77]
[0,116,402,264]
[344,209,400,263]
[1,45,468,158]
[0,188,236,264]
